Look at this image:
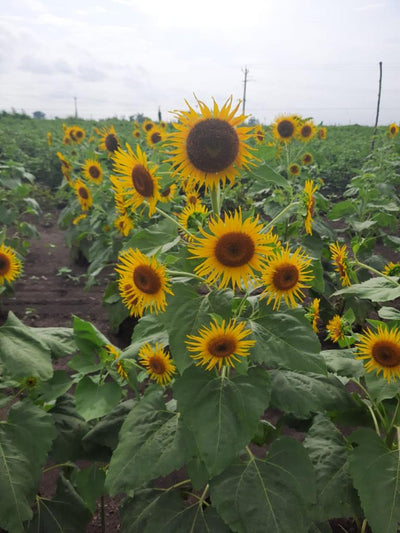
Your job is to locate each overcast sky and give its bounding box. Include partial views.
[1,0,399,125]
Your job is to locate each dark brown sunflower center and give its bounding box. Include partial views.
[89,165,100,179]
[161,187,171,197]
[149,356,166,374]
[79,187,89,199]
[150,132,162,144]
[0,253,10,275]
[214,232,255,267]
[391,126,396,134]
[256,131,264,141]
[290,165,299,174]
[131,164,154,197]
[186,118,239,173]
[277,120,295,138]
[75,130,83,138]
[303,154,312,164]
[145,123,154,131]
[372,341,400,368]
[301,125,312,138]
[105,134,119,152]
[207,335,236,358]
[188,194,197,205]
[133,265,161,294]
[273,264,299,290]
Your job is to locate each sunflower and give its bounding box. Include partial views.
[114,213,134,236]
[326,315,345,344]
[138,343,176,385]
[184,186,202,207]
[254,126,265,144]
[259,244,313,310]
[111,143,160,216]
[271,115,299,143]
[383,262,400,277]
[82,159,103,184]
[104,344,128,380]
[297,121,316,142]
[73,213,87,225]
[189,209,278,290]
[177,203,209,241]
[99,125,120,154]
[74,179,93,211]
[70,126,86,144]
[56,152,72,182]
[46,132,52,145]
[304,179,318,235]
[146,127,165,147]
[142,119,155,133]
[329,242,351,286]
[356,325,400,382]
[388,123,399,138]
[301,152,313,165]
[0,243,22,285]
[159,183,177,203]
[132,129,142,140]
[317,127,327,140]
[289,163,300,176]
[307,298,320,333]
[116,248,173,315]
[167,96,255,191]
[186,318,255,371]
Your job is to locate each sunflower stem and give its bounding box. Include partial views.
[360,519,368,533]
[155,206,194,238]
[263,201,299,233]
[210,183,221,217]
[166,269,205,282]
[352,258,399,285]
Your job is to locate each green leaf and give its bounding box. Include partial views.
[120,488,230,533]
[173,365,270,476]
[0,401,56,533]
[71,464,106,513]
[349,428,400,533]
[0,324,53,380]
[269,370,355,418]
[249,310,325,374]
[364,371,400,402]
[28,474,92,533]
[378,306,400,321]
[127,217,180,255]
[303,414,361,521]
[245,163,291,190]
[161,283,212,373]
[334,277,400,302]
[327,199,357,220]
[106,390,192,495]
[75,376,121,421]
[321,349,364,378]
[73,315,111,353]
[210,437,316,533]
[122,313,168,359]
[35,370,72,402]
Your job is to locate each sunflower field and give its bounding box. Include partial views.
[1,101,400,533]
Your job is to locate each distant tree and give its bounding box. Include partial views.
[33,110,46,119]
[247,117,259,126]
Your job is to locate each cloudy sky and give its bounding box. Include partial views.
[1,0,399,125]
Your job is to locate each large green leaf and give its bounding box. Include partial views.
[126,217,180,255]
[0,401,56,533]
[303,414,361,521]
[334,277,400,302]
[364,371,400,402]
[245,163,291,190]
[161,283,213,373]
[249,310,325,374]
[349,428,400,533]
[173,365,270,476]
[120,488,230,532]
[72,315,111,353]
[210,437,316,533]
[106,390,192,495]
[269,370,355,418]
[122,313,169,359]
[27,474,92,533]
[75,376,121,421]
[321,349,364,378]
[71,464,106,513]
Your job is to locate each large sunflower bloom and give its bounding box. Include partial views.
[0,243,22,285]
[142,119,155,133]
[82,159,103,184]
[167,96,255,191]
[259,244,313,310]
[146,127,165,148]
[271,115,299,143]
[388,123,399,138]
[297,121,317,143]
[99,125,120,154]
[304,179,318,235]
[111,143,161,216]
[186,318,255,371]
[189,209,278,290]
[74,179,93,211]
[356,325,400,382]
[330,242,351,286]
[139,343,176,385]
[116,248,173,315]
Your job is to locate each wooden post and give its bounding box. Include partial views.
[371,61,382,151]
[242,67,248,115]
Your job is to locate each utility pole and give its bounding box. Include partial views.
[371,61,383,152]
[242,67,249,115]
[74,96,78,119]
